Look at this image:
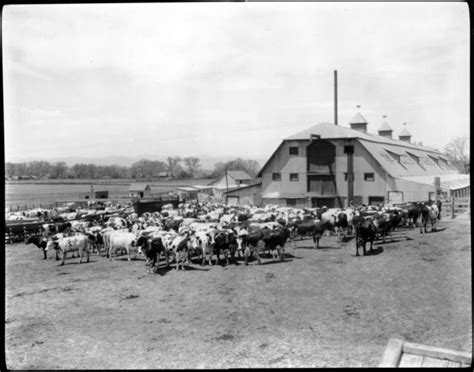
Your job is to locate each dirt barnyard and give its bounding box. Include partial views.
[5,216,471,368]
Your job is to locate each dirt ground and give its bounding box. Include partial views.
[5,215,472,368]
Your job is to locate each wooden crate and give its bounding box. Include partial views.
[379,338,471,367]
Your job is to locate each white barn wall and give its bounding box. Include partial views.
[261,141,308,196]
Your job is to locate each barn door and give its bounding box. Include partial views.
[308,175,335,195]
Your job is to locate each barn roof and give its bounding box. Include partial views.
[284,122,430,152]
[258,122,453,178]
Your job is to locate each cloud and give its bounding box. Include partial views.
[3,3,469,161]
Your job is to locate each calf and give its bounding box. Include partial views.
[108,231,138,261]
[191,230,214,266]
[167,235,195,270]
[291,218,335,249]
[46,234,90,265]
[354,219,376,256]
[420,203,439,233]
[25,236,52,260]
[136,236,169,273]
[213,230,238,265]
[406,203,422,227]
[262,227,290,261]
[334,212,349,241]
[236,228,264,265]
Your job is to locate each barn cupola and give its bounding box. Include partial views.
[399,128,412,143]
[378,121,393,138]
[349,112,368,133]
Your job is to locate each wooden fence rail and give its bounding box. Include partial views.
[439,197,470,219]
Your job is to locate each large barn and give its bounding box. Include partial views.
[256,113,470,208]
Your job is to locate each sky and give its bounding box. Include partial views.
[3,2,470,165]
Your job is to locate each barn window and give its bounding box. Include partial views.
[289,146,299,155]
[272,173,281,181]
[364,173,375,182]
[368,196,384,205]
[386,150,401,163]
[286,199,296,206]
[344,145,354,154]
[290,173,299,182]
[428,155,439,166]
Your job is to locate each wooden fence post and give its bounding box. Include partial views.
[451,196,455,219]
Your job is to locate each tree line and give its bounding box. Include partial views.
[5,156,261,180]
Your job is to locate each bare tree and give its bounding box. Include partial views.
[444,137,469,173]
[183,157,201,178]
[166,156,181,177]
[211,158,261,178]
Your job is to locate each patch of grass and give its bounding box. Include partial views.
[215,334,234,341]
[265,273,275,280]
[269,356,285,364]
[157,318,172,324]
[120,294,140,300]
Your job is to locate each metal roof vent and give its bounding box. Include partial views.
[399,128,412,143]
[378,121,393,138]
[349,112,368,133]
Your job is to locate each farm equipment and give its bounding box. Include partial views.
[132,194,180,216]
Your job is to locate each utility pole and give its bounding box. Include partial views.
[334,70,338,125]
[225,168,229,205]
[225,168,229,193]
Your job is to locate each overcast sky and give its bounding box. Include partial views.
[3,2,469,164]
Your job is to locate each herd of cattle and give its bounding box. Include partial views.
[12,199,442,273]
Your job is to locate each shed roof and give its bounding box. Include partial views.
[208,170,252,186]
[176,186,199,192]
[226,170,252,180]
[396,173,470,190]
[128,183,150,191]
[223,181,262,195]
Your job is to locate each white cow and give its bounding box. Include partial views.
[108,231,138,261]
[46,234,90,266]
[191,230,213,266]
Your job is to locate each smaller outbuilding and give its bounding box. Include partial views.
[208,170,253,189]
[129,183,152,198]
[223,182,262,206]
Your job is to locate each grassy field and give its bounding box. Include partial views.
[5,215,471,368]
[5,178,210,210]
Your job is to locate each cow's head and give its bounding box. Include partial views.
[46,239,59,251]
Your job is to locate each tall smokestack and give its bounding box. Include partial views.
[334,70,338,125]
